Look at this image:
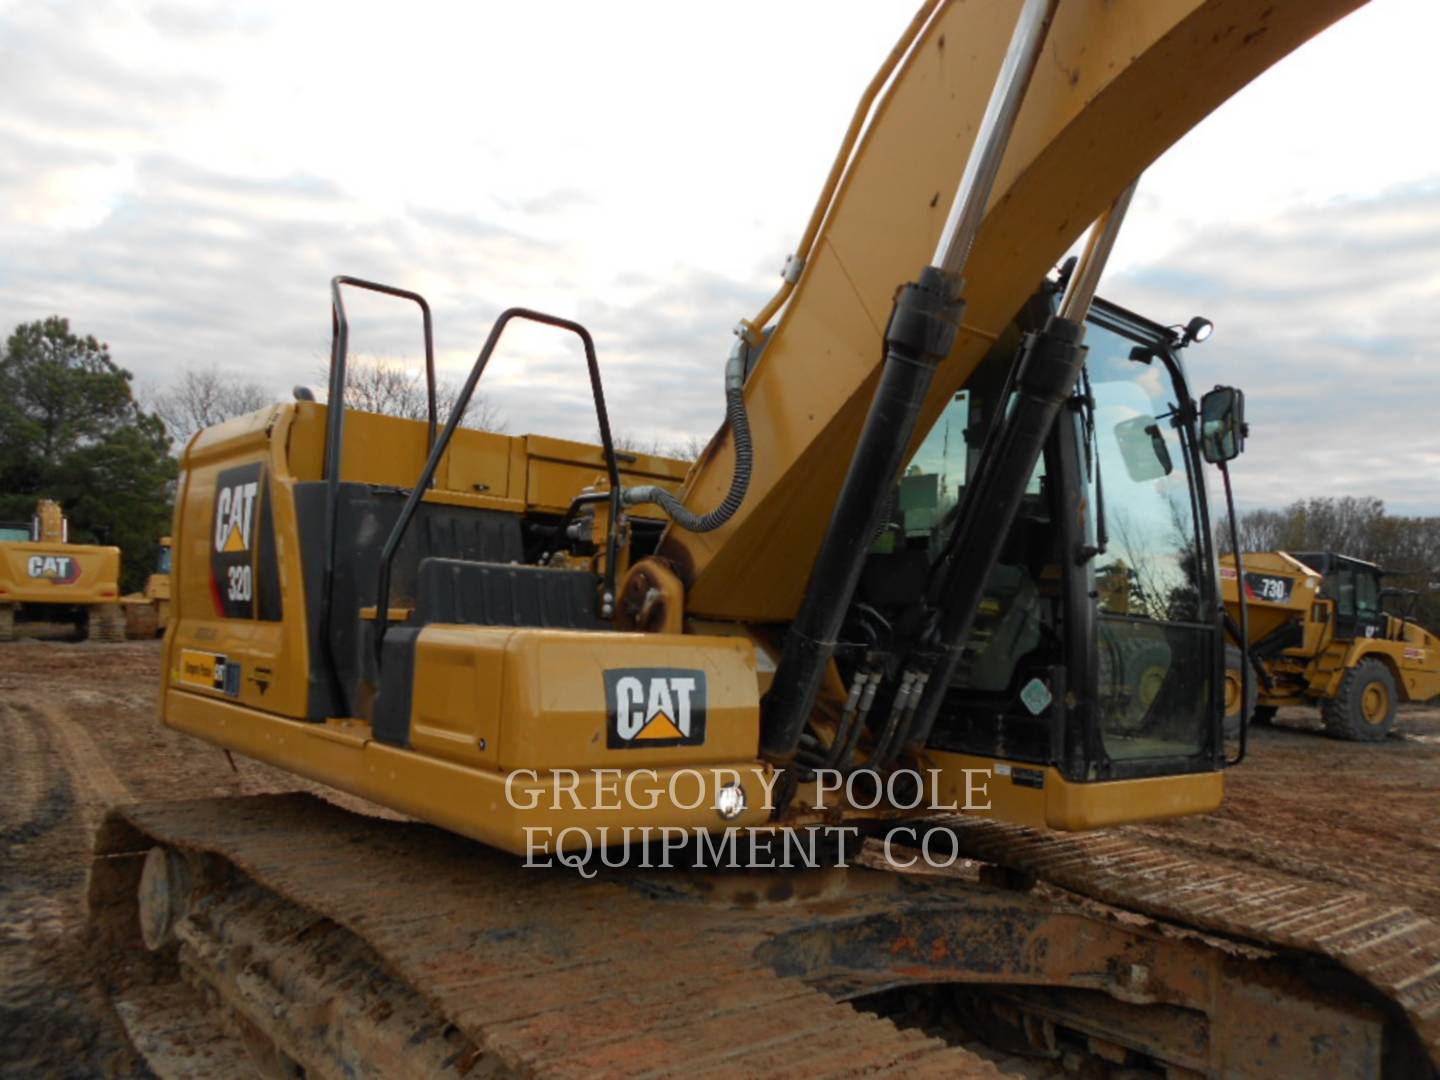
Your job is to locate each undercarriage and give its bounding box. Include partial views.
[89,795,1437,1078]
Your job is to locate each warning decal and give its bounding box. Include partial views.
[179,648,241,697]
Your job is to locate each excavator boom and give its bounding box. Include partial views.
[667,0,1361,622]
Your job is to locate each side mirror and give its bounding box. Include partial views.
[1200,386,1246,464]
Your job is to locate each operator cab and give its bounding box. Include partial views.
[1291,552,1389,641]
[860,291,1227,785]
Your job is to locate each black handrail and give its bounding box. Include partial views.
[372,308,623,662]
[328,276,438,450]
[319,276,437,717]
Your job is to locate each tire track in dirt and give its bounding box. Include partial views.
[0,693,142,1078]
[1133,709,1440,923]
[0,704,45,836]
[41,702,131,814]
[0,703,76,852]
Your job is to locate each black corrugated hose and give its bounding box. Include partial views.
[622,344,751,532]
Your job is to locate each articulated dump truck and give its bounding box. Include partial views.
[0,499,124,642]
[1222,550,1440,741]
[89,1,1440,1076]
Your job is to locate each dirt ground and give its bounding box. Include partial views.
[1136,700,1440,924]
[0,642,316,1078]
[2,641,1438,1077]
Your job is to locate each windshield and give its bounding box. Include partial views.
[1084,319,1212,763]
[878,301,1216,776]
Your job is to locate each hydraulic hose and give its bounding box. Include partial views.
[621,345,751,533]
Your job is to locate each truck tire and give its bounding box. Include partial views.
[1321,657,1398,742]
[1223,644,1256,740]
[0,603,13,642]
[86,604,127,644]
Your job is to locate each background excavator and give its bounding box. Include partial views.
[0,498,125,642]
[88,1,1440,1076]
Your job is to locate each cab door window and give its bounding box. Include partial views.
[1083,323,1212,764]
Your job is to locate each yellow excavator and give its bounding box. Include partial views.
[91,1,1440,1076]
[0,498,124,641]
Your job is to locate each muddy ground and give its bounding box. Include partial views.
[1,641,1437,1077]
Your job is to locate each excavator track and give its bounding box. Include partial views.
[938,816,1440,1075]
[89,796,1005,1079]
[89,794,1433,1078]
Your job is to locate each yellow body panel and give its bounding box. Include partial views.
[171,409,310,716]
[165,689,773,854]
[1219,551,1323,644]
[924,751,1224,831]
[486,629,757,770]
[0,539,121,606]
[1309,636,1440,705]
[146,572,171,603]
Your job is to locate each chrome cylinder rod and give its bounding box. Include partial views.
[932,0,1060,277]
[1058,177,1140,324]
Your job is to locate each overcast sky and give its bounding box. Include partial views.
[2,0,1436,513]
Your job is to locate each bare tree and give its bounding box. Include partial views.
[435,378,507,434]
[315,356,505,433]
[1216,506,1290,556]
[669,433,710,462]
[336,358,424,420]
[151,364,273,447]
[1219,497,1388,560]
[1217,496,1440,632]
[602,431,709,461]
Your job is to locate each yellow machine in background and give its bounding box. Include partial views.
[1223,550,1440,740]
[121,536,172,639]
[0,499,124,642]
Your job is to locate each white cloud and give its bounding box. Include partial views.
[1105,182,1440,516]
